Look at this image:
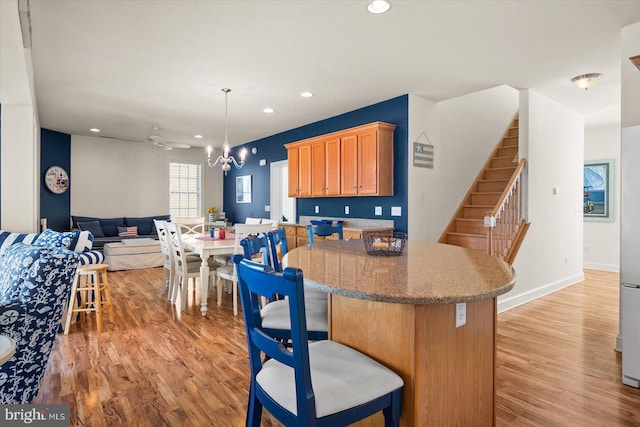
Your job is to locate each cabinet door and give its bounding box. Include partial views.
[340,134,358,195]
[287,146,299,197]
[311,141,326,196]
[358,130,378,195]
[298,144,312,197]
[284,225,297,250]
[325,138,341,196]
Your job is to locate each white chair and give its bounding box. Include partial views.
[216,223,272,316]
[172,216,205,235]
[244,217,262,225]
[165,221,217,320]
[154,219,174,299]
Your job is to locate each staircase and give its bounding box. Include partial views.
[439,115,529,264]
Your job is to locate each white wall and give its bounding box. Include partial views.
[408,85,519,241]
[71,136,223,218]
[584,123,621,272]
[501,90,585,312]
[0,0,40,233]
[622,23,640,129]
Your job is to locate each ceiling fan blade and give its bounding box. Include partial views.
[166,142,191,149]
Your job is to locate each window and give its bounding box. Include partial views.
[169,162,201,218]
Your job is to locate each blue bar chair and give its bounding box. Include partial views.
[306,223,343,244]
[232,255,403,427]
[241,234,328,342]
[266,228,289,273]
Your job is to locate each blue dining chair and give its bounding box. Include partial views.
[242,234,328,342]
[232,255,403,427]
[306,223,343,244]
[266,228,289,273]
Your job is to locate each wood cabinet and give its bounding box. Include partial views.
[287,144,311,197]
[285,122,395,198]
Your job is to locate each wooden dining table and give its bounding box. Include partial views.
[283,239,515,426]
[182,234,237,316]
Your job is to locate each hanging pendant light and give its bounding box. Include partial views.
[206,88,247,175]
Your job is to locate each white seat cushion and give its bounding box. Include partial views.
[261,299,328,333]
[256,340,403,418]
[216,264,235,279]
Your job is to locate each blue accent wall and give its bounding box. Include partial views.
[223,95,408,232]
[40,128,71,231]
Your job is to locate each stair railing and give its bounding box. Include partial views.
[485,159,526,260]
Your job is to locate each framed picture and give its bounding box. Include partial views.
[236,175,252,204]
[584,160,614,221]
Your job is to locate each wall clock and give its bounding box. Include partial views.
[45,166,69,194]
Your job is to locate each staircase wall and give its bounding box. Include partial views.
[408,85,519,241]
[502,90,584,312]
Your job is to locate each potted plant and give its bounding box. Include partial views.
[207,206,219,222]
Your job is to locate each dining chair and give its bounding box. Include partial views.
[172,216,205,235]
[153,219,174,299]
[232,255,403,427]
[306,223,344,244]
[216,223,272,316]
[165,221,217,320]
[263,229,328,341]
[260,218,279,229]
[245,217,262,225]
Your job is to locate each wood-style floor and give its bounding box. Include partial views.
[34,269,639,426]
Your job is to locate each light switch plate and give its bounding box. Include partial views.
[375,206,382,216]
[391,206,401,217]
[345,205,350,215]
[265,205,271,212]
[456,303,466,328]
[315,206,319,214]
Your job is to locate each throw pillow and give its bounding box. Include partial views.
[125,217,153,236]
[34,228,80,251]
[77,220,105,238]
[117,226,138,237]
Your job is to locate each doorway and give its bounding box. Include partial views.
[270,160,296,223]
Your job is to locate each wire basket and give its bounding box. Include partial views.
[363,231,407,256]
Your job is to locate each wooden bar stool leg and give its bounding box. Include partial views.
[99,268,115,323]
[64,272,81,335]
[92,270,103,333]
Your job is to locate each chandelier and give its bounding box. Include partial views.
[207,88,247,175]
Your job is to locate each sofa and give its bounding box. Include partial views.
[0,241,80,403]
[71,215,170,249]
[0,229,104,265]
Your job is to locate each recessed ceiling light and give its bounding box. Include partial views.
[301,91,314,98]
[263,107,274,113]
[194,134,203,139]
[367,0,391,14]
[90,128,100,132]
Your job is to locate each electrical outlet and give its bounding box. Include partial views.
[456,303,466,328]
[391,206,401,217]
[345,205,350,215]
[375,206,382,216]
[265,205,271,212]
[315,206,319,214]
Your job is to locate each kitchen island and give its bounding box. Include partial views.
[283,239,515,427]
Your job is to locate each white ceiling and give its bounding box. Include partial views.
[28,1,640,149]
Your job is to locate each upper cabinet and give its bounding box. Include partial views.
[285,122,395,198]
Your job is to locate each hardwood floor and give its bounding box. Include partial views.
[34,268,639,426]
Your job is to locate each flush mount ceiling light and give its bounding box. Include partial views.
[367,0,391,14]
[263,107,274,113]
[194,134,203,139]
[300,91,314,98]
[630,55,640,71]
[571,73,602,90]
[206,88,247,175]
[90,128,100,132]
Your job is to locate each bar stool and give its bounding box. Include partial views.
[64,263,115,334]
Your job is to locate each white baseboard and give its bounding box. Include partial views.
[583,262,620,273]
[497,272,585,313]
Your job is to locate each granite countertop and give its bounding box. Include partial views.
[282,239,515,304]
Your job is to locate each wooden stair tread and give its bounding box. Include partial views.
[447,231,485,238]
[493,155,516,160]
[486,166,516,171]
[479,179,508,183]
[463,204,492,208]
[456,218,483,222]
[471,191,501,195]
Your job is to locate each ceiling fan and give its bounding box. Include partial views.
[96,126,191,150]
[146,126,191,151]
